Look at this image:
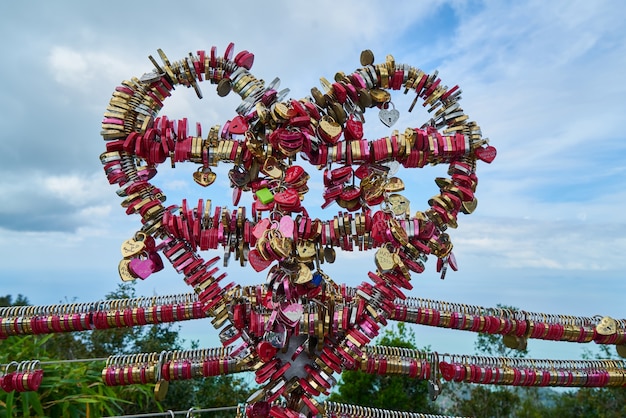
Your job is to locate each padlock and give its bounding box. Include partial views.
[345,114,364,141]
[330,165,353,184]
[378,101,400,127]
[261,156,283,179]
[274,188,301,211]
[317,115,342,144]
[193,166,217,187]
[121,231,154,258]
[255,187,274,205]
[128,253,156,280]
[284,165,309,188]
[228,166,251,188]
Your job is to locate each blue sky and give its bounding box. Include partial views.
[1,0,625,362]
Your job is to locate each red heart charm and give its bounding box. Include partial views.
[330,166,353,182]
[285,165,306,184]
[345,116,364,141]
[475,145,497,163]
[234,50,255,70]
[1,373,14,392]
[149,252,164,273]
[27,369,44,391]
[274,188,300,209]
[248,249,272,272]
[256,341,279,363]
[340,186,361,201]
[439,361,455,381]
[229,115,249,135]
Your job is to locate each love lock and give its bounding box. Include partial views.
[192,166,216,187]
[378,102,399,127]
[596,316,618,336]
[128,252,157,280]
[345,114,364,141]
[99,43,495,416]
[228,166,251,188]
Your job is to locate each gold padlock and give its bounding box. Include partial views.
[318,116,342,143]
[294,263,313,284]
[118,259,135,282]
[261,156,283,179]
[375,246,396,273]
[192,166,216,187]
[296,240,316,262]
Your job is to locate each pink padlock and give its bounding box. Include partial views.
[128,254,156,280]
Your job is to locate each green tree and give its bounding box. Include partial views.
[329,322,440,414]
[545,345,626,418]
[0,294,29,308]
[0,295,142,417]
[549,387,626,418]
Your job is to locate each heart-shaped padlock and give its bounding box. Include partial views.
[228,115,249,134]
[284,165,309,188]
[121,232,155,258]
[596,316,617,336]
[318,116,342,144]
[378,102,399,127]
[193,166,217,187]
[345,115,364,141]
[228,166,250,188]
[475,145,497,163]
[128,254,156,280]
[274,188,301,211]
[248,249,273,272]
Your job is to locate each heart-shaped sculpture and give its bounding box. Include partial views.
[100,43,495,417]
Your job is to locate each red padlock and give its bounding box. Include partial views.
[284,165,309,187]
[1,362,17,392]
[246,400,270,418]
[339,186,361,202]
[330,166,353,184]
[274,188,301,211]
[345,115,364,141]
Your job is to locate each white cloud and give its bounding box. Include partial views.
[455,217,626,272]
[0,170,114,232]
[43,173,108,206]
[47,45,143,94]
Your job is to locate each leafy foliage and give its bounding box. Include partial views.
[0,284,254,417]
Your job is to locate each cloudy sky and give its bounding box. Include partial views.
[1,0,625,363]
